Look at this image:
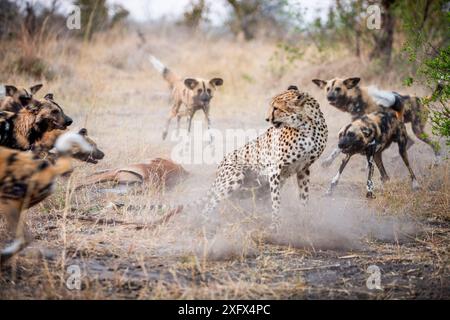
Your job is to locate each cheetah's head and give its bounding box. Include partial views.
[266,85,313,129]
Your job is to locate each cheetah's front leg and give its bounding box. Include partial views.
[296,169,310,206]
[268,173,281,232]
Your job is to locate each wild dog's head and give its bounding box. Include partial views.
[266,85,317,129]
[312,77,361,110]
[337,118,376,154]
[4,84,43,108]
[29,93,73,130]
[71,128,105,164]
[183,77,224,108]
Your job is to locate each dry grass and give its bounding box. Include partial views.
[0,28,448,299]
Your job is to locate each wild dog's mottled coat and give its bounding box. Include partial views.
[327,109,418,198]
[0,94,73,150]
[0,84,43,112]
[149,55,223,140]
[312,77,440,158]
[0,132,93,264]
[34,128,105,164]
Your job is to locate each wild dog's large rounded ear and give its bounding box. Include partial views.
[184,78,199,90]
[361,127,372,138]
[287,85,298,91]
[44,93,54,100]
[79,128,88,136]
[25,103,41,114]
[4,85,18,96]
[343,77,360,89]
[312,79,327,89]
[30,84,43,94]
[209,78,224,87]
[338,123,352,138]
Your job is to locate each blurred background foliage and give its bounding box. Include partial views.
[0,0,448,142]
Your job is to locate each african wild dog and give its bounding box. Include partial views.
[0,93,73,151]
[312,77,440,166]
[326,109,419,198]
[34,128,105,164]
[149,55,224,141]
[0,84,43,112]
[0,132,93,264]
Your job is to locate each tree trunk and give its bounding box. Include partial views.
[226,0,256,40]
[369,0,395,65]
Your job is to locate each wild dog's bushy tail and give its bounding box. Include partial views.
[55,132,93,155]
[149,55,179,88]
[391,92,407,121]
[368,86,405,120]
[368,86,396,107]
[52,132,94,175]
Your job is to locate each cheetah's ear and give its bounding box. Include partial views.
[287,85,298,91]
[343,77,360,89]
[312,79,327,89]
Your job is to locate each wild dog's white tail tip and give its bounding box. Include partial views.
[55,132,93,154]
[149,55,166,74]
[368,86,396,107]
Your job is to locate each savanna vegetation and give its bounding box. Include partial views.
[0,0,448,299]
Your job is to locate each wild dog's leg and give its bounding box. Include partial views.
[411,120,440,156]
[321,147,341,168]
[406,136,415,150]
[162,101,182,140]
[410,101,440,156]
[203,109,213,143]
[187,112,194,134]
[175,115,181,137]
[398,135,420,190]
[296,168,310,206]
[0,206,30,264]
[373,151,390,183]
[366,154,376,198]
[326,154,352,195]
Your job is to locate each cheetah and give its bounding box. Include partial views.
[197,85,328,231]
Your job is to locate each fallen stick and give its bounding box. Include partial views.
[76,205,184,230]
[287,263,341,272]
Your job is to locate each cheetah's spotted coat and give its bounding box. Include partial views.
[198,86,328,230]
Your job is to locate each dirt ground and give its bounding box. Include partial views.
[0,31,449,299]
